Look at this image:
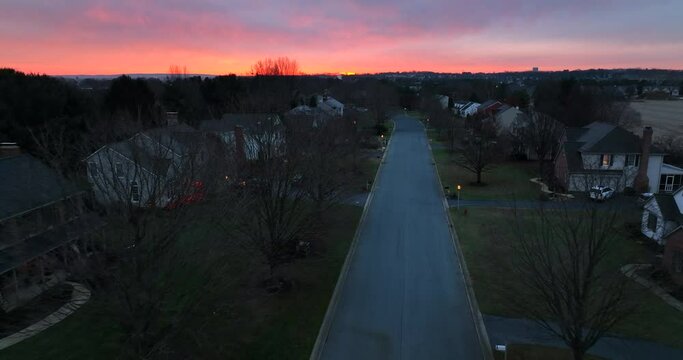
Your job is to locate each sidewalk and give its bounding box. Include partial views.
[485,315,683,360]
[0,281,91,350]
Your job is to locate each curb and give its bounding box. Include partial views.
[309,120,397,360]
[425,127,494,360]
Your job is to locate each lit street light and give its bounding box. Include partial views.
[457,184,461,211]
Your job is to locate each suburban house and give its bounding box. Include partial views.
[494,105,524,132]
[0,143,103,311]
[317,95,344,117]
[286,105,337,128]
[85,115,207,207]
[641,189,683,285]
[477,100,504,115]
[458,102,480,117]
[436,95,450,109]
[554,123,683,193]
[200,113,284,162]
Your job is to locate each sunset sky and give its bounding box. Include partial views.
[1,0,682,75]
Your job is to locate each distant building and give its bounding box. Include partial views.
[532,67,539,72]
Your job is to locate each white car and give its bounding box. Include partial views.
[589,185,615,201]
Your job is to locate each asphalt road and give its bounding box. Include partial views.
[318,115,484,360]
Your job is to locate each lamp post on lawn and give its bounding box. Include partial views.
[457,184,461,211]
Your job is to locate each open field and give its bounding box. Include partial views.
[630,100,683,140]
[452,207,683,349]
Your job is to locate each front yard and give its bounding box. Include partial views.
[432,147,540,200]
[452,207,683,349]
[0,204,362,359]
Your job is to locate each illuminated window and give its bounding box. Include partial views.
[601,154,612,167]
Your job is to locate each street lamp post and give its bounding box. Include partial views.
[457,184,461,211]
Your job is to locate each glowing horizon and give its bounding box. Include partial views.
[2,1,682,76]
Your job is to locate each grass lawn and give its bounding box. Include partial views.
[452,207,683,349]
[433,147,540,200]
[0,205,362,359]
[494,344,604,360]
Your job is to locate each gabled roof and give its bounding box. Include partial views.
[0,154,82,221]
[655,194,683,223]
[566,122,663,155]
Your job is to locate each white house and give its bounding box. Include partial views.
[436,95,450,110]
[316,95,344,117]
[642,190,683,244]
[494,105,523,132]
[555,123,683,193]
[85,123,205,207]
[459,102,480,117]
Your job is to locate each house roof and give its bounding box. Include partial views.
[566,122,664,154]
[653,194,683,225]
[0,154,82,221]
[107,140,174,175]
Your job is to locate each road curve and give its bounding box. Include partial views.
[316,115,485,360]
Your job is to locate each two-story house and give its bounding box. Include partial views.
[554,122,683,193]
[85,120,207,207]
[0,143,103,311]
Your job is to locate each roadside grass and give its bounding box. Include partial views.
[452,207,683,349]
[433,147,540,200]
[493,344,604,360]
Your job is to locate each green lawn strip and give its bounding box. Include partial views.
[433,147,540,200]
[236,205,361,359]
[494,344,604,360]
[0,298,122,360]
[452,207,683,349]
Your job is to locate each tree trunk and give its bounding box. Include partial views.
[476,170,482,184]
[572,347,585,360]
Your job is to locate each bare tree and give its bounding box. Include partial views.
[30,118,242,357]
[296,117,355,213]
[236,117,317,287]
[508,205,636,360]
[454,116,502,184]
[250,57,301,76]
[513,110,563,177]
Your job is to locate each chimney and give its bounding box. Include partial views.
[166,112,179,126]
[634,126,653,192]
[0,142,21,158]
[234,126,246,164]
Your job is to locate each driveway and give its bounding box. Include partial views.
[485,315,683,360]
[315,115,485,359]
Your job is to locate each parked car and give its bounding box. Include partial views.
[589,185,615,201]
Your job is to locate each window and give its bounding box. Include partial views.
[115,162,124,178]
[674,251,683,273]
[648,212,658,232]
[601,154,612,167]
[626,154,640,167]
[88,162,99,177]
[131,181,140,203]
